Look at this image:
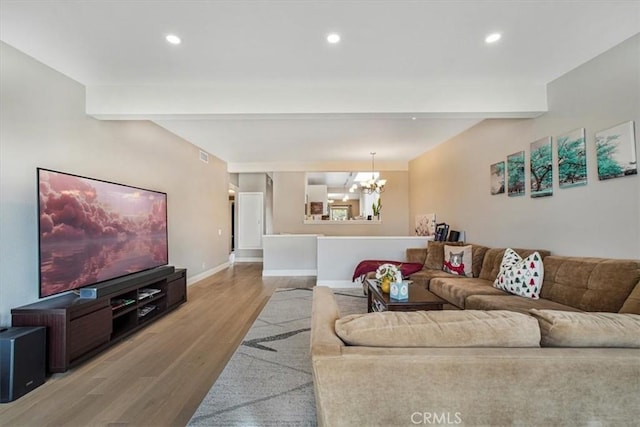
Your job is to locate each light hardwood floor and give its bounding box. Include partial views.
[0,263,316,427]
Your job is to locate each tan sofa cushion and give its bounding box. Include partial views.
[410,269,460,289]
[429,277,508,308]
[479,248,551,282]
[541,256,640,312]
[465,294,581,314]
[529,309,640,348]
[335,310,541,348]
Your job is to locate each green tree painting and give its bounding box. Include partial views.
[507,151,525,197]
[597,137,624,179]
[557,128,587,188]
[596,121,637,180]
[530,137,553,198]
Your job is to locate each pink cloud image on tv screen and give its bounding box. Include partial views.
[38,169,168,298]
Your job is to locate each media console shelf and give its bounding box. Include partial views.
[11,268,186,373]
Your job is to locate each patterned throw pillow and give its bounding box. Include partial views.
[442,245,472,277]
[493,248,521,286]
[494,248,544,299]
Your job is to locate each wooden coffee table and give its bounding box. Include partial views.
[366,279,445,312]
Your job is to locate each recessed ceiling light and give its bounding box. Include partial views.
[411,117,417,120]
[485,33,501,44]
[166,34,181,45]
[327,33,341,44]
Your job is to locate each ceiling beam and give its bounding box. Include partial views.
[86,82,547,119]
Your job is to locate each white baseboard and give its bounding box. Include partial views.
[262,269,317,277]
[316,280,360,288]
[234,257,264,263]
[187,262,230,286]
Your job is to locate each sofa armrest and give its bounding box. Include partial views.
[311,287,345,357]
[620,279,640,314]
[406,247,427,264]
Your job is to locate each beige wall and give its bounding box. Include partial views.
[0,43,230,324]
[409,35,640,258]
[273,171,410,235]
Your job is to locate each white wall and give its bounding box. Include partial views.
[262,234,319,276]
[316,236,432,286]
[409,35,640,258]
[0,43,231,325]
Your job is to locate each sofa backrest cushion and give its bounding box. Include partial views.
[540,256,640,312]
[479,248,551,282]
[530,309,640,347]
[471,245,490,278]
[424,241,489,278]
[335,310,541,348]
[406,247,428,264]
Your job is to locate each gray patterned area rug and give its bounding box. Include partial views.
[188,287,366,427]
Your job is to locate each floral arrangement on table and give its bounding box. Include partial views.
[375,263,402,293]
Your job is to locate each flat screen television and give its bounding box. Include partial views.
[37,168,168,298]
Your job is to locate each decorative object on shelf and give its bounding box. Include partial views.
[434,223,449,241]
[596,121,637,181]
[375,263,402,293]
[507,151,525,197]
[415,213,436,236]
[390,280,409,301]
[490,161,505,195]
[371,198,381,219]
[359,152,387,194]
[530,137,553,198]
[557,128,587,188]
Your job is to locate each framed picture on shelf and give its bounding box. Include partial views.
[596,121,637,180]
[507,151,525,197]
[557,128,587,188]
[530,137,553,198]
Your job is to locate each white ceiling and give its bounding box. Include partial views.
[1,0,639,170]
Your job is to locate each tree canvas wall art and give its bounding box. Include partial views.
[530,137,553,198]
[490,161,505,195]
[507,151,525,197]
[557,128,587,188]
[596,121,637,181]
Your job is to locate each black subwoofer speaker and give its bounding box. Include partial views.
[0,326,46,403]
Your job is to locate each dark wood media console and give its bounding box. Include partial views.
[11,268,187,373]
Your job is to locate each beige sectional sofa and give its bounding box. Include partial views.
[407,243,640,314]
[311,243,640,426]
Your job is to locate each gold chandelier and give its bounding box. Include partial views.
[359,152,387,194]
